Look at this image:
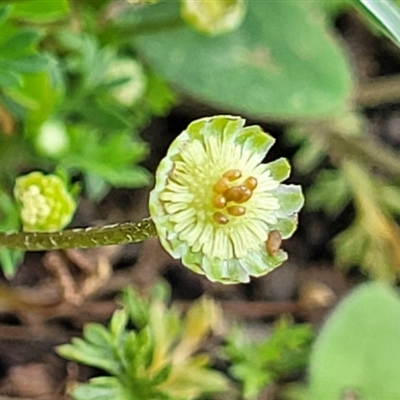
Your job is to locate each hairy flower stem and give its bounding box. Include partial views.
[0,218,157,251]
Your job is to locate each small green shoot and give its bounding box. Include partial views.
[57,283,230,400]
[224,318,313,400]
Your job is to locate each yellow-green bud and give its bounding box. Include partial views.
[14,172,77,232]
[181,0,246,36]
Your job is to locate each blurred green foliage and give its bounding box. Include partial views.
[0,0,176,275]
[58,283,230,400]
[225,319,313,400]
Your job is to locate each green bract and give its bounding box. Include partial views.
[149,115,304,284]
[181,0,245,35]
[14,172,76,232]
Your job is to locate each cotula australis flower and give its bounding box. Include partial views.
[149,115,304,284]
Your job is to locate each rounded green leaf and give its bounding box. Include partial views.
[309,283,400,400]
[135,1,352,119]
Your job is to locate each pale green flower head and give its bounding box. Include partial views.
[150,115,304,284]
[181,0,245,35]
[14,172,77,232]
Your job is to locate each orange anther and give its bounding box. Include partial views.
[235,186,252,203]
[227,206,246,216]
[213,212,229,225]
[223,169,242,181]
[213,194,227,209]
[213,177,229,194]
[244,176,258,191]
[265,230,282,256]
[223,187,243,202]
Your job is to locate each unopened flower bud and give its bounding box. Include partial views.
[181,0,246,35]
[14,172,77,232]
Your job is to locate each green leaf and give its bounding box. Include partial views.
[355,0,400,47]
[82,174,110,201]
[57,340,121,375]
[284,126,326,174]
[62,128,150,190]
[135,0,352,119]
[87,168,150,189]
[306,169,351,216]
[0,22,50,104]
[0,5,10,26]
[0,190,20,230]
[0,248,23,279]
[152,364,171,385]
[334,221,398,282]
[122,331,141,371]
[144,71,176,115]
[0,30,42,57]
[74,100,131,132]
[309,283,400,400]
[226,320,312,400]
[83,323,112,348]
[231,363,272,400]
[379,184,400,215]
[318,0,351,15]
[0,190,23,278]
[0,54,48,74]
[109,309,128,340]
[22,63,64,134]
[72,377,128,400]
[11,0,70,23]
[122,286,149,329]
[0,69,21,87]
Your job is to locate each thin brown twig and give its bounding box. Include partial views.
[356,74,400,107]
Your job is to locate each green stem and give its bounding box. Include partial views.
[0,218,157,251]
[327,130,400,178]
[102,16,184,47]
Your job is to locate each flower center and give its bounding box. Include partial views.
[211,169,258,225]
[20,184,51,226]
